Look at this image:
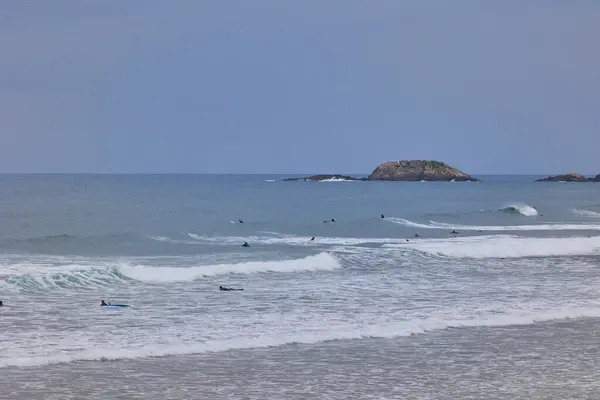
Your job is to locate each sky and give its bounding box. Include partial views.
[1,1,599,174]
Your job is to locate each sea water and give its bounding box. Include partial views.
[2,174,600,399]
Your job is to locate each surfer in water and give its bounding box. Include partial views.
[219,285,243,291]
[238,219,244,224]
[0,300,3,307]
[101,300,108,306]
[414,233,420,237]
[242,241,250,247]
[381,214,385,219]
[450,230,459,235]
[310,236,315,241]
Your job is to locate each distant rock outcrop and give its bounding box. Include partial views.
[367,160,478,181]
[535,173,591,182]
[283,174,365,182]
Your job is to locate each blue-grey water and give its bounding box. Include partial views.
[2,174,600,399]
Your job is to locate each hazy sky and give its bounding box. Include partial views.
[1,1,599,174]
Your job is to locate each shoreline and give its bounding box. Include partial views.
[3,317,600,399]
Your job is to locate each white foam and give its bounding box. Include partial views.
[256,231,286,236]
[318,178,356,182]
[4,305,600,368]
[385,235,600,258]
[386,217,600,231]
[264,179,276,182]
[187,232,410,247]
[150,236,170,242]
[571,209,600,218]
[119,252,341,282]
[384,218,438,229]
[149,236,200,245]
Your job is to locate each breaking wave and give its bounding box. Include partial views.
[386,217,600,231]
[0,253,341,291]
[120,253,340,282]
[384,235,600,259]
[500,203,539,216]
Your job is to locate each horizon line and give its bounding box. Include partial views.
[0,172,593,176]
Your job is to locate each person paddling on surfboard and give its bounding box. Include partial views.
[101,300,129,307]
[242,241,249,247]
[219,285,243,291]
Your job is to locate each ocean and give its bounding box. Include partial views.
[2,174,600,399]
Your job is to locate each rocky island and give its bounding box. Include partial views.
[283,160,478,182]
[535,173,600,182]
[367,160,478,181]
